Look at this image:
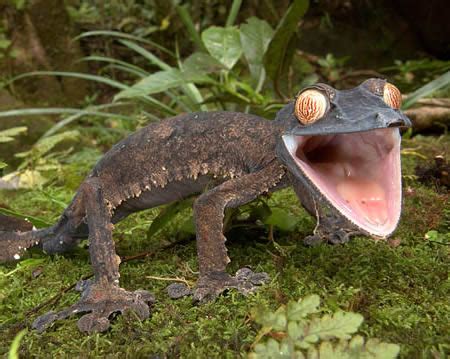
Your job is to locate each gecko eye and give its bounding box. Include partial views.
[383,83,402,109]
[294,89,329,125]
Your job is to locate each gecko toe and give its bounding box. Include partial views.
[32,284,155,334]
[190,268,269,303]
[167,282,192,299]
[235,268,270,295]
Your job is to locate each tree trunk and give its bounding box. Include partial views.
[0,0,89,106]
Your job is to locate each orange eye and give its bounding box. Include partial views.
[294,89,328,125]
[383,83,402,109]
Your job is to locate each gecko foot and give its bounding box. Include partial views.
[304,229,359,246]
[32,280,155,334]
[193,268,269,303]
[167,268,269,303]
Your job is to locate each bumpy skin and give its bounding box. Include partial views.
[0,79,411,333]
[0,111,289,332]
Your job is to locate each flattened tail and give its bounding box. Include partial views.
[0,226,55,263]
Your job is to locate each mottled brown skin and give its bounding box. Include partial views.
[1,111,290,333]
[0,79,411,333]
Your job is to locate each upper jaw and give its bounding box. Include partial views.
[285,108,411,137]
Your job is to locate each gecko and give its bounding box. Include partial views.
[0,78,411,333]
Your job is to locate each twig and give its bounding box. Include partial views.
[146,275,192,287]
[401,149,428,160]
[404,98,450,132]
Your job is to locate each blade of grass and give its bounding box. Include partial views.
[0,207,51,228]
[225,0,243,27]
[8,329,27,359]
[41,103,135,138]
[79,55,149,77]
[402,70,450,109]
[8,71,176,114]
[121,39,207,111]
[176,40,208,111]
[0,107,132,120]
[106,64,148,78]
[175,4,207,52]
[75,30,175,57]
[119,40,171,71]
[10,71,128,89]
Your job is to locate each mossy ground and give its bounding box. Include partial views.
[0,133,448,358]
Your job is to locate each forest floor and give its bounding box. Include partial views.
[0,132,449,358]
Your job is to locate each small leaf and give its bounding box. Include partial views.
[115,69,213,99]
[308,311,364,341]
[16,130,79,161]
[0,126,27,143]
[314,336,400,359]
[250,338,291,359]
[264,208,299,231]
[348,335,365,350]
[287,321,303,340]
[255,307,287,331]
[317,341,335,359]
[0,161,7,169]
[365,338,400,358]
[183,52,225,73]
[202,26,243,70]
[240,17,274,81]
[286,294,320,321]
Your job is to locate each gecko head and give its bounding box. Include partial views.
[276,78,412,238]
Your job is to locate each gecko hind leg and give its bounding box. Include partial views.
[32,178,155,333]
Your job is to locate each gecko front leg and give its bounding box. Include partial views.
[32,178,154,333]
[169,161,286,302]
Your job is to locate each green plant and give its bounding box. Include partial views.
[7,329,27,359]
[2,0,309,136]
[249,294,400,358]
[1,130,80,189]
[0,0,309,194]
[402,70,450,109]
[0,126,27,171]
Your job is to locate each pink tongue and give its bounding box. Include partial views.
[337,178,388,226]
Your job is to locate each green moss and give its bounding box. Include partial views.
[0,134,449,358]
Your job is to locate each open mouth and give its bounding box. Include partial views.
[283,128,402,237]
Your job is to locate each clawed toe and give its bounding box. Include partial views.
[167,282,192,299]
[234,268,270,295]
[178,268,270,303]
[32,282,155,334]
[304,229,357,246]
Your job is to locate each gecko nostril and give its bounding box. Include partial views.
[387,119,405,128]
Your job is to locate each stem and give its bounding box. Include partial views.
[175,4,206,52]
[225,0,243,27]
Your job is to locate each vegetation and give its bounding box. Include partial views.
[0,0,449,357]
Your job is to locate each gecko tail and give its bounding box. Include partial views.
[0,228,56,262]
